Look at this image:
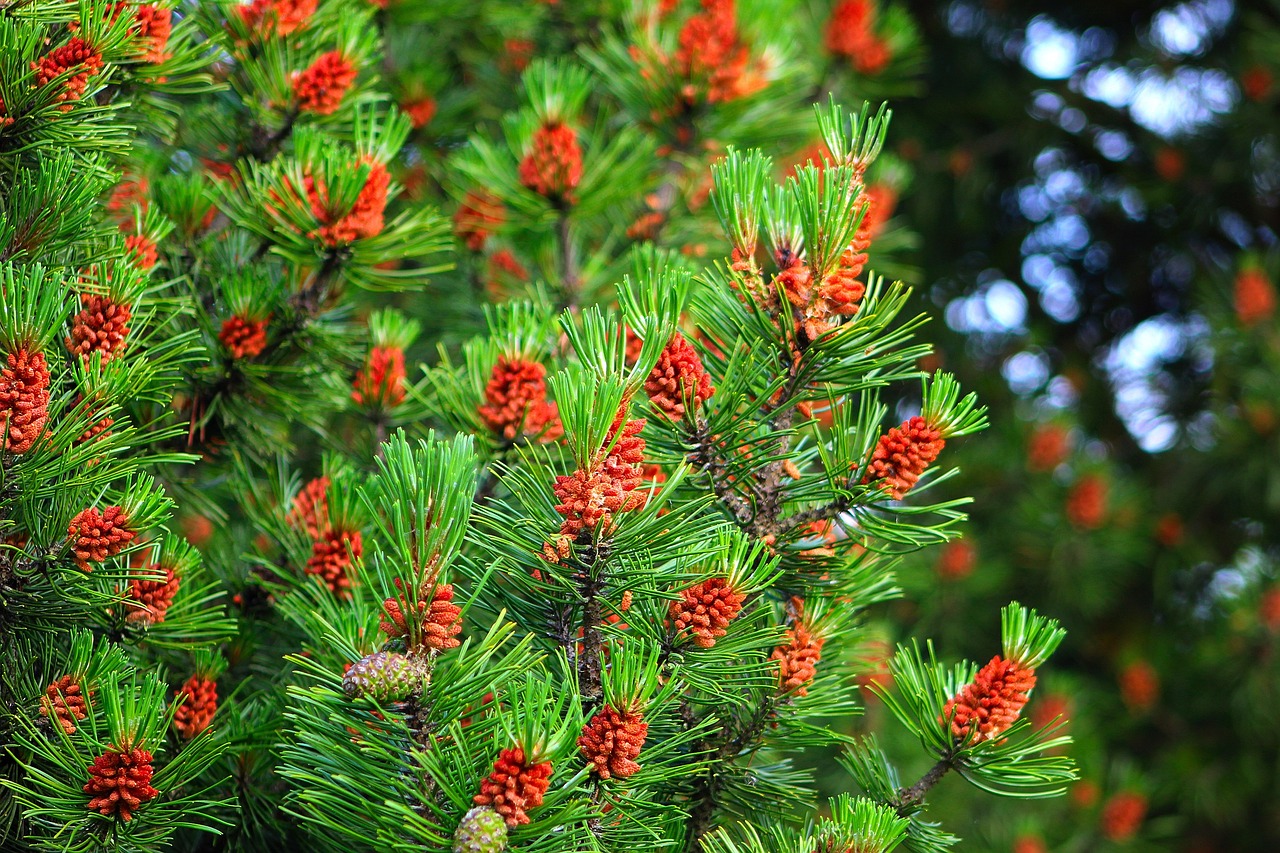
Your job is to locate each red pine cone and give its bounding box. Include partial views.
[305,528,361,597]
[126,564,179,625]
[67,293,132,364]
[307,160,390,245]
[473,747,553,827]
[32,37,103,112]
[942,654,1036,743]
[0,348,52,454]
[293,51,357,115]
[351,345,406,408]
[1241,64,1274,102]
[68,506,135,571]
[40,675,90,735]
[552,407,647,536]
[219,315,269,359]
[485,249,531,301]
[644,333,714,421]
[84,747,159,822]
[935,539,976,581]
[238,0,316,35]
[124,234,158,270]
[129,4,172,63]
[578,704,647,779]
[1234,268,1276,327]
[1026,423,1069,471]
[1118,660,1159,713]
[478,356,559,440]
[772,612,824,696]
[173,675,217,739]
[668,577,745,648]
[825,0,893,75]
[862,416,945,500]
[288,476,330,537]
[1101,791,1147,841]
[518,122,583,203]
[0,94,13,128]
[675,0,757,104]
[402,96,436,129]
[1065,474,1107,530]
[454,191,504,252]
[380,581,463,652]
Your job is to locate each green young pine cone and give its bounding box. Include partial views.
[453,806,508,853]
[341,651,427,702]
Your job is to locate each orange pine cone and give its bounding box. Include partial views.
[219,315,269,359]
[1065,474,1107,530]
[126,563,180,625]
[862,416,945,500]
[675,0,757,104]
[288,476,330,538]
[239,0,316,35]
[173,675,217,739]
[68,506,135,571]
[0,348,52,453]
[668,577,745,648]
[473,747,553,827]
[478,357,559,440]
[83,747,159,821]
[293,51,357,115]
[380,581,463,652]
[942,654,1036,743]
[772,612,825,696]
[351,345,406,408]
[578,705,648,779]
[402,96,436,129]
[305,529,361,597]
[518,122,583,202]
[644,333,714,422]
[453,191,504,252]
[124,233,158,270]
[40,675,90,735]
[32,38,103,112]
[67,294,132,364]
[1026,423,1069,471]
[1101,791,1147,841]
[1234,268,1276,327]
[307,160,390,245]
[129,4,172,63]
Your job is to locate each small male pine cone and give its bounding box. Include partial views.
[453,806,509,853]
[341,651,427,702]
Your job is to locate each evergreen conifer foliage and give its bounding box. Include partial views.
[0,2,238,849]
[253,101,1074,853]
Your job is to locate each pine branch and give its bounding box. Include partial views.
[775,496,853,534]
[893,758,951,815]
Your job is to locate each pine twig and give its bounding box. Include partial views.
[894,759,951,815]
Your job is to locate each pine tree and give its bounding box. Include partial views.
[1,1,1088,851]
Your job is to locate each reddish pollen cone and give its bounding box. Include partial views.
[305,529,361,598]
[126,563,180,625]
[668,577,745,648]
[772,605,824,696]
[1234,268,1276,327]
[1101,791,1147,841]
[68,506,135,571]
[478,356,560,440]
[32,38,103,112]
[518,122,583,202]
[40,675,90,735]
[942,654,1036,743]
[1066,474,1108,530]
[83,747,159,822]
[293,51,357,115]
[473,747,553,827]
[862,417,945,499]
[67,294,132,365]
[173,675,217,739]
[219,315,269,359]
[644,333,714,421]
[0,348,52,454]
[351,345,406,409]
[578,705,648,779]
